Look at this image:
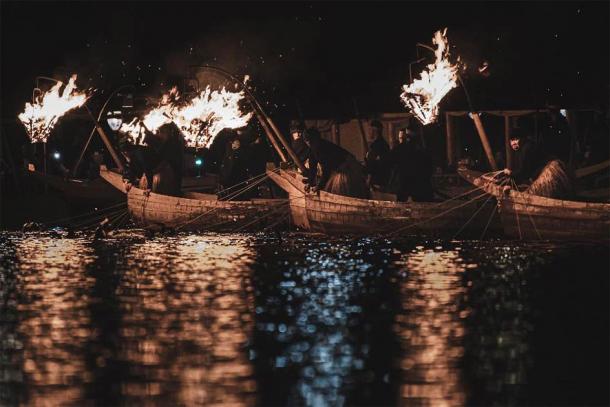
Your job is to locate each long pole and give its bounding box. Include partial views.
[85,106,125,173]
[457,75,497,171]
[352,98,369,160]
[73,85,134,177]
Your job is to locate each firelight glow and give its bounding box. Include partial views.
[119,86,252,148]
[18,75,91,143]
[400,29,462,125]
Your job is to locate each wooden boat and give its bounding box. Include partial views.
[100,167,288,231]
[458,166,610,241]
[24,167,124,206]
[24,165,219,206]
[267,168,501,236]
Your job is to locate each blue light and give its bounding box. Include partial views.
[195,158,203,166]
[53,152,61,160]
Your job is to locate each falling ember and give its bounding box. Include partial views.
[18,75,90,143]
[400,29,462,125]
[120,86,252,148]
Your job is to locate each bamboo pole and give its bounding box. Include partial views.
[471,112,498,171]
[504,115,512,169]
[445,112,454,167]
[85,107,125,173]
[192,65,306,173]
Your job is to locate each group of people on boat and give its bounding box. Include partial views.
[289,120,435,201]
[120,122,271,199]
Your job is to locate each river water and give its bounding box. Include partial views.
[0,231,607,406]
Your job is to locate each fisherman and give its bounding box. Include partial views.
[502,129,573,198]
[503,130,546,185]
[364,120,391,190]
[155,122,184,196]
[388,127,433,201]
[290,122,310,168]
[219,135,251,199]
[302,127,368,198]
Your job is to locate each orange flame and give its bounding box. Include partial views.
[18,75,90,143]
[120,86,252,148]
[401,29,461,125]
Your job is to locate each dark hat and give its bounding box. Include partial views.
[509,127,527,140]
[290,121,305,133]
[303,127,321,143]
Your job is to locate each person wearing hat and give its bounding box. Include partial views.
[364,120,391,190]
[388,127,419,201]
[219,132,251,199]
[503,128,573,198]
[290,121,311,167]
[503,128,544,184]
[302,127,368,198]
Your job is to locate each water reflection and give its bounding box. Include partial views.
[9,235,96,405]
[112,234,256,405]
[0,233,257,406]
[394,246,472,406]
[0,232,607,406]
[251,236,400,406]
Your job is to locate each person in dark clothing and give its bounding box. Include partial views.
[389,127,433,201]
[504,129,574,198]
[303,128,368,198]
[155,123,184,196]
[503,131,547,185]
[247,134,269,177]
[290,122,311,169]
[365,120,391,189]
[219,136,251,199]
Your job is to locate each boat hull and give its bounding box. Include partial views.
[101,168,288,232]
[458,166,610,241]
[268,169,500,236]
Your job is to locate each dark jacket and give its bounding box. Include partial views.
[307,139,352,189]
[365,136,391,187]
[292,138,311,165]
[511,139,547,184]
[220,146,250,191]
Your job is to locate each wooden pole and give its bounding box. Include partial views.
[72,126,97,177]
[445,112,454,167]
[504,115,512,170]
[566,109,577,167]
[471,112,498,171]
[352,98,369,161]
[85,107,125,173]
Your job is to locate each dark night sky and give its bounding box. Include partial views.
[1,1,609,125]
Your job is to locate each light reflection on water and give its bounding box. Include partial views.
[0,232,608,406]
[395,248,471,406]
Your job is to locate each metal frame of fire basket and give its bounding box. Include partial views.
[415,43,498,171]
[187,65,307,174]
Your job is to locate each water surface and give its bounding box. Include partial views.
[1,231,608,406]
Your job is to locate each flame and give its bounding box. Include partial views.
[401,29,461,125]
[120,86,252,148]
[18,75,90,143]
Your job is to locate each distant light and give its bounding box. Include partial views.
[195,158,203,166]
[53,152,61,160]
[560,109,567,117]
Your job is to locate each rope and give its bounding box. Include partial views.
[386,190,490,237]
[232,200,291,232]
[452,177,510,239]
[174,168,282,231]
[480,204,498,240]
[42,201,127,227]
[511,178,542,240]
